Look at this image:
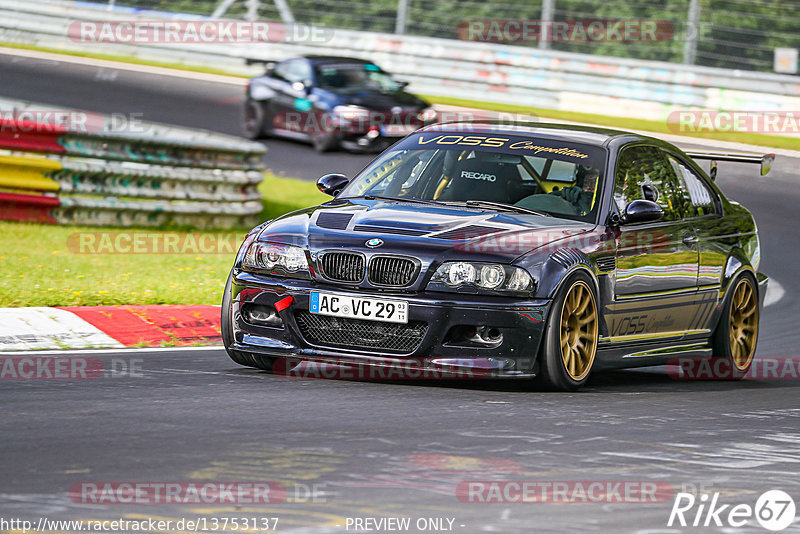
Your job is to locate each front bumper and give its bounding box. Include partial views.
[227,270,551,378]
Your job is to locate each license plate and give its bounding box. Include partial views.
[309,291,408,324]
[381,123,418,137]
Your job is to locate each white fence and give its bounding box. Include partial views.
[1,0,800,122]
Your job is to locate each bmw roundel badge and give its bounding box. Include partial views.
[366,238,384,248]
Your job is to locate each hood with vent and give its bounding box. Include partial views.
[257,198,595,265]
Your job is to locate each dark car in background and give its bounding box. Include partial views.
[222,121,772,390]
[243,55,437,152]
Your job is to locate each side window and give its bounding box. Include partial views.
[273,60,311,85]
[614,146,689,221]
[272,61,291,81]
[666,155,718,217]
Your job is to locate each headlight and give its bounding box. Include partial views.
[429,262,534,295]
[333,105,371,122]
[242,242,309,277]
[417,107,437,122]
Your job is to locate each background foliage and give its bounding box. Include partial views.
[114,0,800,72]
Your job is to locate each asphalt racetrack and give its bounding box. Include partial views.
[1,51,799,533]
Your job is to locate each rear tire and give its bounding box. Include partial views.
[243,99,267,139]
[711,273,759,379]
[537,271,599,391]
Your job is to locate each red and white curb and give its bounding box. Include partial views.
[0,305,221,351]
[0,280,784,352]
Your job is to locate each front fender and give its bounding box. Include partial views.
[249,80,277,101]
[529,248,608,337]
[533,248,597,299]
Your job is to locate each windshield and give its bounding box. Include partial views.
[339,132,607,222]
[314,63,403,93]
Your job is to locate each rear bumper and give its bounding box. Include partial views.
[226,270,550,377]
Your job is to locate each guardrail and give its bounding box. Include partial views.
[1,0,799,122]
[0,98,265,228]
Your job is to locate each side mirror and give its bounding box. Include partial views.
[623,199,663,224]
[316,173,349,197]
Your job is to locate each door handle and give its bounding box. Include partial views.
[682,234,699,246]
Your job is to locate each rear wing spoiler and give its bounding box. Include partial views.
[684,150,775,179]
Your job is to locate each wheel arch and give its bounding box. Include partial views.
[710,253,758,334]
[536,249,609,338]
[721,250,758,302]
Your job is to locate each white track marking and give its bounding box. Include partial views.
[0,46,249,85]
[765,279,785,307]
[0,345,223,356]
[0,308,123,351]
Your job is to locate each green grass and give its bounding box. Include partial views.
[257,173,328,221]
[0,174,326,307]
[425,95,800,151]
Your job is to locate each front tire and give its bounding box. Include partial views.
[537,272,599,391]
[221,272,252,367]
[311,116,340,152]
[711,273,759,379]
[221,273,277,372]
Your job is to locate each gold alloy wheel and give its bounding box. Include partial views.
[729,277,759,371]
[559,281,598,381]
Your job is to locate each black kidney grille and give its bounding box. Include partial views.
[369,256,418,287]
[295,312,428,353]
[320,252,365,283]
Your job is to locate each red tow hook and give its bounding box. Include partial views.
[274,296,294,313]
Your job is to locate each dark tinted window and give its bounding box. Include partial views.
[339,133,607,223]
[314,63,402,93]
[666,155,719,217]
[614,146,691,221]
